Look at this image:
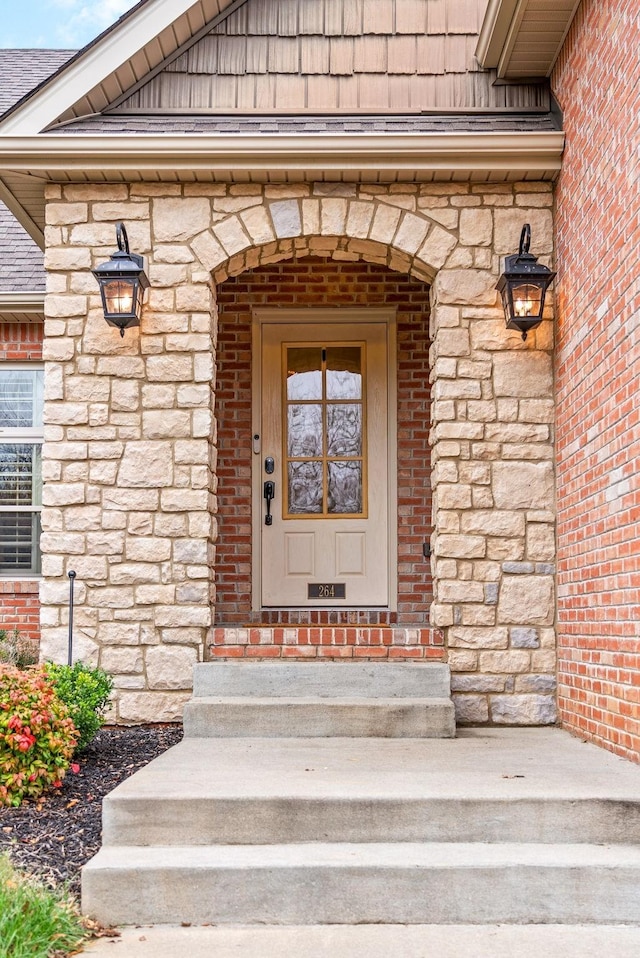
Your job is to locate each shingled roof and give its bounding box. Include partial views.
[0,49,75,117]
[0,51,74,297]
[0,202,46,294]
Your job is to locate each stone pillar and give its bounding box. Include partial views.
[41,184,217,722]
[429,189,556,724]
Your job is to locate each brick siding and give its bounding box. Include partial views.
[553,0,640,761]
[0,322,43,646]
[214,257,433,628]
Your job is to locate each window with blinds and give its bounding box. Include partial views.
[0,368,43,575]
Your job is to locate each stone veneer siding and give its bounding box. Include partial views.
[215,257,433,625]
[553,0,640,761]
[40,180,556,725]
[0,322,43,643]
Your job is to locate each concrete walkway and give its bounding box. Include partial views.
[81,923,640,957]
[80,728,640,952]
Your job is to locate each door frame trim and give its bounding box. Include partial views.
[251,308,398,612]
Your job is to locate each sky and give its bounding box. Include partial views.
[3,0,140,49]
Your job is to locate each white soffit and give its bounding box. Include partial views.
[0,0,238,135]
[477,0,582,78]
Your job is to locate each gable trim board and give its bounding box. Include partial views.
[0,0,239,135]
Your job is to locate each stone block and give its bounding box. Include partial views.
[492,461,554,510]
[510,627,540,649]
[116,691,190,723]
[269,200,302,238]
[435,269,496,306]
[153,198,211,242]
[479,650,531,673]
[498,575,555,626]
[448,627,508,649]
[489,693,557,725]
[118,443,173,488]
[436,535,486,559]
[493,352,553,399]
[453,694,489,724]
[459,208,493,246]
[370,204,402,243]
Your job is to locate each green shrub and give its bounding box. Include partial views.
[44,662,113,752]
[0,854,87,958]
[0,666,77,808]
[0,627,39,669]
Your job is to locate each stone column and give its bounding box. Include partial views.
[40,184,217,722]
[429,189,556,724]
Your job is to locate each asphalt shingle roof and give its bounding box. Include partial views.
[0,202,45,294]
[58,112,561,135]
[0,49,74,117]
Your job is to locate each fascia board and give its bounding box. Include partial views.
[0,293,45,312]
[0,0,235,137]
[0,132,565,175]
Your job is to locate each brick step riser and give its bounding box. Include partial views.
[102,796,640,848]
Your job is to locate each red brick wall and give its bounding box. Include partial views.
[214,257,433,626]
[553,0,640,761]
[0,322,43,647]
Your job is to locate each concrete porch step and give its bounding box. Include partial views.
[187,661,455,738]
[100,737,640,847]
[192,661,452,699]
[183,695,455,738]
[82,840,640,926]
[81,730,640,929]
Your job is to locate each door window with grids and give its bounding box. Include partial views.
[285,343,366,518]
[0,367,43,575]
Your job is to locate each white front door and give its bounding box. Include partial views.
[256,313,393,607]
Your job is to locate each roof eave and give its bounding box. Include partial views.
[477,0,581,79]
[0,130,566,176]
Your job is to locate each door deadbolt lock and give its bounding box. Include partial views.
[264,456,275,475]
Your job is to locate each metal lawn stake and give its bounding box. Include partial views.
[68,570,76,666]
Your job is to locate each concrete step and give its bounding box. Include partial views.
[100,738,640,847]
[81,840,640,927]
[79,923,640,958]
[182,695,455,738]
[192,661,452,699]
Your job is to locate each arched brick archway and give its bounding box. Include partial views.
[40,180,556,725]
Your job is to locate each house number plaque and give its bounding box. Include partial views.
[308,583,346,599]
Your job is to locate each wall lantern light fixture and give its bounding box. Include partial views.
[91,222,149,337]
[496,224,555,340]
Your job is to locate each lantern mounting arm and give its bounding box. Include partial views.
[519,223,531,256]
[116,222,130,254]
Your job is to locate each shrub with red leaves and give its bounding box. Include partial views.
[0,666,77,807]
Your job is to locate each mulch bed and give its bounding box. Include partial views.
[0,724,183,899]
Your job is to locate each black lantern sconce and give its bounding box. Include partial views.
[92,222,149,337]
[496,224,555,340]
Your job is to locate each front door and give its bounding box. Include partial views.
[256,312,392,607]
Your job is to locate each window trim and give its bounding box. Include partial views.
[0,363,44,578]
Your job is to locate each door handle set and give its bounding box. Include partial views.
[263,480,275,525]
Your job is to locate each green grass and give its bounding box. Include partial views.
[0,855,87,957]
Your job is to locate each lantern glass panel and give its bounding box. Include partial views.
[511,283,543,319]
[102,278,138,318]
